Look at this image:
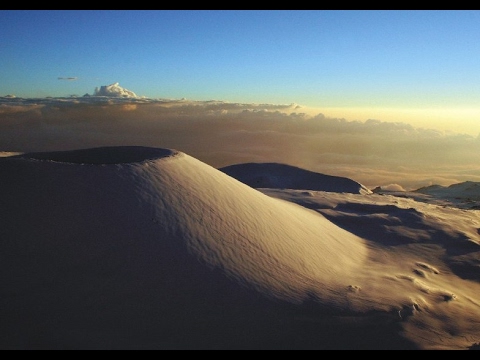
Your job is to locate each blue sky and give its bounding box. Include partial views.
[2,10,480,135]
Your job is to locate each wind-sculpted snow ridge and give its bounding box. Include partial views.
[0,146,479,350]
[219,162,372,195]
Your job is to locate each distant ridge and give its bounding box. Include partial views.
[414,181,480,209]
[219,162,372,195]
[415,181,480,198]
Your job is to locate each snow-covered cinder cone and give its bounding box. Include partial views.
[0,146,369,349]
[219,162,373,194]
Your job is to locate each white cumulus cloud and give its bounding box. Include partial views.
[93,82,137,98]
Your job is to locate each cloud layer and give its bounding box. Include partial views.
[0,96,479,190]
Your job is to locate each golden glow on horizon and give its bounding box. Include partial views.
[304,107,480,136]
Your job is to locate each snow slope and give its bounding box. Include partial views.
[0,146,479,349]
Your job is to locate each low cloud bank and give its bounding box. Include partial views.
[0,97,479,190]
